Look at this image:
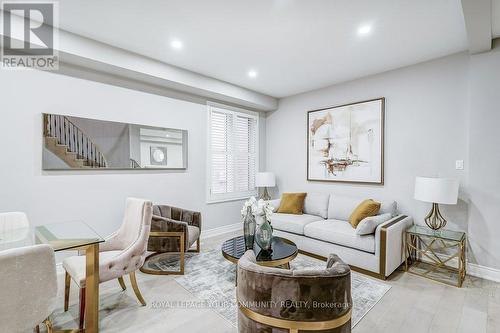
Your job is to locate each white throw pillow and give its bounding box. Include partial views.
[356,213,393,235]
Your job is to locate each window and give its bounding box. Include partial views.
[207,103,259,203]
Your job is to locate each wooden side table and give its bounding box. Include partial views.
[405,225,466,287]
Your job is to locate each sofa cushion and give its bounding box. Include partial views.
[328,195,398,219]
[303,193,330,219]
[271,213,324,235]
[304,220,376,253]
[327,196,363,220]
[379,200,398,217]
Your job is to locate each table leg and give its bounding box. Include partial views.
[85,244,99,333]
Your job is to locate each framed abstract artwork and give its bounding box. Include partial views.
[307,98,385,184]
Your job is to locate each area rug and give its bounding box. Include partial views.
[151,250,391,328]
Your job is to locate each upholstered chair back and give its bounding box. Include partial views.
[97,198,153,282]
[237,251,352,333]
[0,244,57,332]
[153,205,202,227]
[149,205,202,252]
[109,198,153,250]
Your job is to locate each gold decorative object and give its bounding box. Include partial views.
[261,187,272,201]
[414,177,459,231]
[405,225,466,287]
[256,172,276,200]
[239,302,351,333]
[424,202,447,230]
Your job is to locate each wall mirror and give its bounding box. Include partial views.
[42,113,188,170]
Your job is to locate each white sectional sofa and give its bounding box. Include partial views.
[269,193,413,279]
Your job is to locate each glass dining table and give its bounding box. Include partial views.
[0,221,104,333]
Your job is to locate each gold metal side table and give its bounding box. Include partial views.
[405,225,466,287]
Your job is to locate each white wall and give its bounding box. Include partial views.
[467,43,500,269]
[267,49,500,270]
[0,68,263,238]
[267,52,470,227]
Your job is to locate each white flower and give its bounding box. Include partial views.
[241,196,274,221]
[241,196,258,217]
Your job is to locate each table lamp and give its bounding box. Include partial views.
[256,172,276,200]
[414,177,459,230]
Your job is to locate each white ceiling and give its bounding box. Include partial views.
[493,0,500,38]
[52,1,471,97]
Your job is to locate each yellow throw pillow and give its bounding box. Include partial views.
[349,199,381,228]
[277,193,307,215]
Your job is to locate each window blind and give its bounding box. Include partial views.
[208,104,258,202]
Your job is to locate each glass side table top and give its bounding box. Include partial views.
[221,235,298,264]
[0,221,104,252]
[406,225,465,242]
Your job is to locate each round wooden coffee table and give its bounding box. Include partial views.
[221,235,298,269]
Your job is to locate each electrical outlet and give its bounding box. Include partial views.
[455,160,464,170]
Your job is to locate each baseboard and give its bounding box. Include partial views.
[201,223,241,239]
[418,253,500,283]
[467,263,500,283]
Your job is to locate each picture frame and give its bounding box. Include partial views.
[307,97,385,184]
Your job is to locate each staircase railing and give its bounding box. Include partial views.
[43,114,108,168]
[130,158,141,169]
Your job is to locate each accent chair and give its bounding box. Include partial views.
[237,250,352,333]
[63,198,153,330]
[140,204,201,275]
[0,244,58,333]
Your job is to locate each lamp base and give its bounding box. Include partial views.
[425,203,447,230]
[259,187,271,201]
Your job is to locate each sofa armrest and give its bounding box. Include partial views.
[375,215,413,277]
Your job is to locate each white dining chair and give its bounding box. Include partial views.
[0,244,58,333]
[0,211,29,231]
[0,212,31,251]
[63,198,153,330]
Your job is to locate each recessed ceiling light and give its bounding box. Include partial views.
[248,70,258,78]
[358,25,372,35]
[171,39,183,50]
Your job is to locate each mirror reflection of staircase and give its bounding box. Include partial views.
[43,114,108,169]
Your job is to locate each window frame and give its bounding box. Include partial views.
[206,102,259,204]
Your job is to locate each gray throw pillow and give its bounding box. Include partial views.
[356,213,393,235]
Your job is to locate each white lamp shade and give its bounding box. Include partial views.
[414,177,459,204]
[256,172,276,187]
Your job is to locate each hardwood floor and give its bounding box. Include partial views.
[52,231,500,333]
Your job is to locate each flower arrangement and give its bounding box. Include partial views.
[241,196,274,223]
